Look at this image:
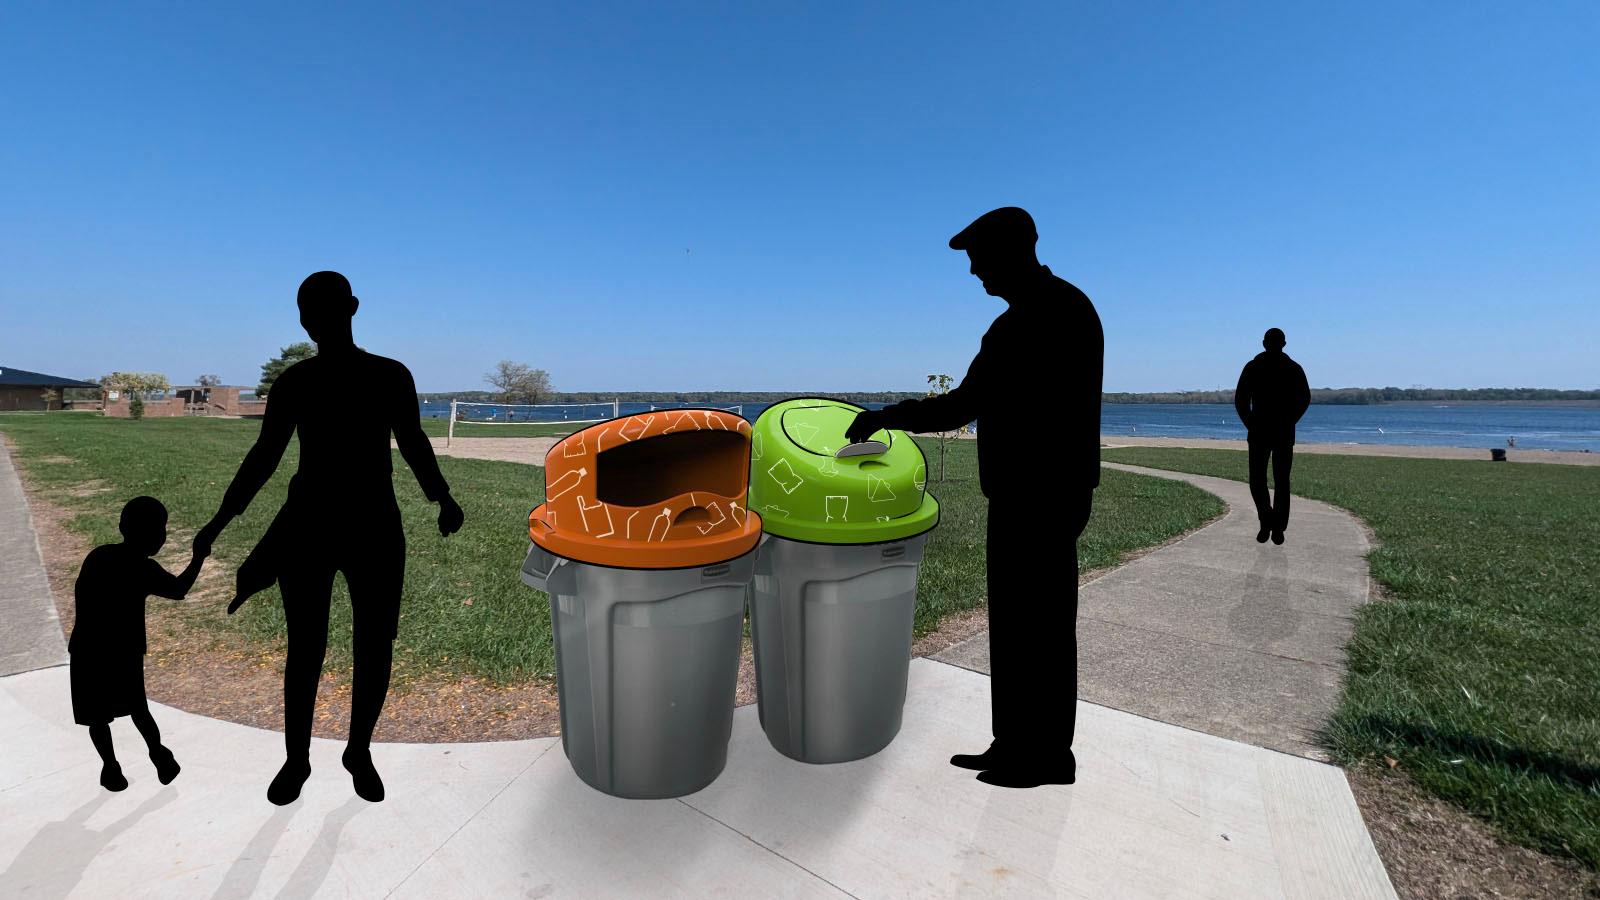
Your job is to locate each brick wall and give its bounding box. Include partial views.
[99,387,268,418]
[102,396,187,418]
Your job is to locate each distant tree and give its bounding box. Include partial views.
[926,373,958,483]
[100,371,171,399]
[196,374,222,387]
[257,342,316,398]
[485,361,553,405]
[128,393,145,420]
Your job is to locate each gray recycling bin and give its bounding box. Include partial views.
[746,399,940,763]
[521,409,763,798]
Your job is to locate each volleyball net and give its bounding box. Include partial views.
[446,400,618,444]
[443,401,749,444]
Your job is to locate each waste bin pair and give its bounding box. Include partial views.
[520,401,939,798]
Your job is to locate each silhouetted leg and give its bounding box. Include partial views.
[129,705,161,749]
[988,495,1086,760]
[270,560,333,805]
[131,704,180,784]
[1055,491,1092,754]
[1272,443,1294,531]
[347,640,393,752]
[89,724,127,791]
[986,502,1021,753]
[341,520,403,802]
[976,492,1088,788]
[1247,438,1273,529]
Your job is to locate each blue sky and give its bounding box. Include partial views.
[3,2,1596,393]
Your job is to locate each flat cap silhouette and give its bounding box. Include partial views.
[950,207,1037,250]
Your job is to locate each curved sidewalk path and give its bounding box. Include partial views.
[0,444,1394,898]
[936,462,1372,761]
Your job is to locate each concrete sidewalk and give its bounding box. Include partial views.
[0,442,1394,897]
[0,439,68,677]
[0,661,1394,898]
[935,462,1371,760]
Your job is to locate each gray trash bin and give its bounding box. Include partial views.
[522,545,755,798]
[522,409,763,798]
[746,399,941,763]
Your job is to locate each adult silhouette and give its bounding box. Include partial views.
[1233,327,1310,545]
[195,271,464,805]
[846,207,1103,788]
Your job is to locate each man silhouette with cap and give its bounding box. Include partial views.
[847,207,1102,788]
[1234,327,1310,545]
[194,272,465,805]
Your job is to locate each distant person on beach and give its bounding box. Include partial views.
[1234,328,1310,545]
[194,271,464,806]
[1507,436,1516,448]
[70,496,207,792]
[847,206,1102,788]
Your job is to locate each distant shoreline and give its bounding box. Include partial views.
[1095,435,1600,467]
[417,393,1600,408]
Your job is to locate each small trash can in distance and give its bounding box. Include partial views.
[747,398,939,763]
[521,409,762,798]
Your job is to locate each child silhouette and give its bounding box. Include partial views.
[69,496,207,791]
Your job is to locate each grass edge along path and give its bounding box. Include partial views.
[0,413,1222,684]
[1103,445,1600,873]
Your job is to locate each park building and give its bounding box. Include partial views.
[99,384,268,418]
[0,367,99,411]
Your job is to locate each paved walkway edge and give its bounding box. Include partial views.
[0,437,68,677]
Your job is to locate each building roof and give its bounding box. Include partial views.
[0,367,100,389]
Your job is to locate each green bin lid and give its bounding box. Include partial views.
[748,398,939,544]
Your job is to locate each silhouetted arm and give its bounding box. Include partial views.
[1234,364,1253,429]
[391,362,463,536]
[876,342,988,435]
[1292,363,1311,423]
[146,553,206,601]
[196,371,296,555]
[391,363,451,502]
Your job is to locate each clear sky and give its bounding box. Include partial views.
[3,2,1596,394]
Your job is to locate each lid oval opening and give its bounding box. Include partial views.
[596,430,747,507]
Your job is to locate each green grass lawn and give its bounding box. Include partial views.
[0,413,1219,691]
[1104,446,1600,871]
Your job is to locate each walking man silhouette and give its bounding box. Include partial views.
[846,207,1103,788]
[1234,327,1310,545]
[195,272,464,805]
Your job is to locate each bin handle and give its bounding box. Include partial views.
[525,545,564,581]
[701,563,731,578]
[836,440,889,458]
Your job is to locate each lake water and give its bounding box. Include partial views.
[418,400,1600,453]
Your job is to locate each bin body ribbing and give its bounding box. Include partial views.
[749,534,926,764]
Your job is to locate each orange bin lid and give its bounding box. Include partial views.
[528,409,763,569]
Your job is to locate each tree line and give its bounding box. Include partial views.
[1104,387,1600,405]
[139,345,1600,407]
[416,389,934,405]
